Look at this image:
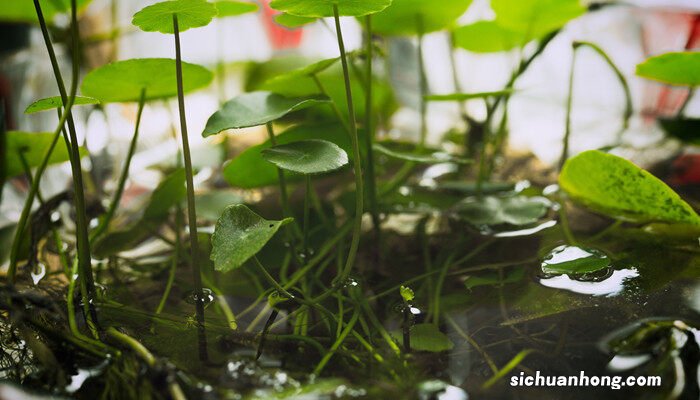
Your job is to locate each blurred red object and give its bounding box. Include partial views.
[670,153,700,185]
[261,0,304,50]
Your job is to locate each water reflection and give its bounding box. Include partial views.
[539,268,639,297]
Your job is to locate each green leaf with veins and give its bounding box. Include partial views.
[81,58,213,103]
[636,52,700,87]
[559,150,700,225]
[25,96,100,114]
[372,0,472,36]
[455,195,551,226]
[269,0,392,18]
[132,0,217,34]
[211,204,293,272]
[261,139,349,175]
[202,91,330,136]
[214,0,258,17]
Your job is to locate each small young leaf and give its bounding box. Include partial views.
[274,13,316,28]
[636,52,700,86]
[455,195,551,226]
[25,96,100,114]
[81,58,213,103]
[373,143,470,164]
[392,324,454,352]
[211,204,293,272]
[261,139,348,175]
[133,0,217,34]
[269,0,392,18]
[540,245,610,275]
[6,131,84,178]
[214,0,258,17]
[453,21,525,53]
[400,285,415,302]
[202,91,330,136]
[425,89,514,102]
[491,0,585,39]
[372,0,472,36]
[559,150,700,225]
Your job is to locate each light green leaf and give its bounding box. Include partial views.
[456,195,551,226]
[211,204,293,272]
[636,52,700,87]
[559,150,700,225]
[261,139,348,175]
[391,324,454,352]
[269,0,392,18]
[273,13,317,28]
[195,190,245,220]
[400,285,414,302]
[223,123,353,188]
[453,21,525,53]
[6,131,85,178]
[25,96,100,114]
[265,58,340,87]
[0,0,92,24]
[540,245,610,275]
[143,169,187,220]
[132,0,217,34]
[491,0,585,39]
[425,89,514,102]
[372,0,472,36]
[373,143,470,164]
[202,91,330,136]
[81,58,213,103]
[214,0,258,17]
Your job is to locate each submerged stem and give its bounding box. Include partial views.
[173,13,207,361]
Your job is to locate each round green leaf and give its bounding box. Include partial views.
[202,91,330,136]
[559,150,700,225]
[541,245,610,275]
[372,0,472,36]
[456,195,551,226]
[453,21,525,53]
[261,139,348,175]
[0,0,92,24]
[210,204,293,272]
[491,0,585,39]
[269,0,392,18]
[132,0,217,34]
[81,58,213,103]
[274,13,317,28]
[214,0,258,17]
[25,96,100,114]
[6,131,85,178]
[636,52,700,87]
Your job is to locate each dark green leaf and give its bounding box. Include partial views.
[453,21,526,53]
[132,0,217,34]
[491,0,585,39]
[203,91,330,136]
[372,0,472,36]
[373,143,470,164]
[540,245,610,275]
[6,131,85,178]
[25,96,100,114]
[261,139,348,175]
[636,52,700,86]
[559,150,700,225]
[81,58,213,103]
[269,0,392,18]
[211,204,293,272]
[455,195,551,226]
[659,118,700,144]
[464,267,525,289]
[214,0,258,17]
[273,13,316,28]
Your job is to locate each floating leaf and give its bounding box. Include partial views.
[132,0,217,34]
[6,131,85,178]
[464,267,525,289]
[269,0,392,18]
[261,139,348,175]
[274,13,316,28]
[372,0,472,36]
[223,123,353,188]
[425,89,515,102]
[0,0,92,24]
[636,52,700,86]
[391,324,454,352]
[211,205,293,272]
[453,21,525,53]
[559,150,700,225]
[214,0,258,17]
[491,0,585,39]
[25,96,100,114]
[81,58,213,103]
[540,245,610,275]
[658,118,700,144]
[373,143,470,164]
[400,285,414,302]
[203,91,330,137]
[455,195,551,226]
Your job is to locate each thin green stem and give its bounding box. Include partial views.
[312,75,350,133]
[363,16,380,240]
[313,309,360,375]
[333,5,364,283]
[266,122,291,217]
[155,205,181,315]
[91,88,147,242]
[417,15,428,148]
[559,45,577,170]
[482,349,534,389]
[106,327,156,366]
[173,13,207,361]
[303,175,311,259]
